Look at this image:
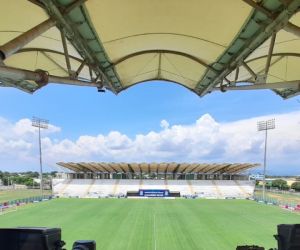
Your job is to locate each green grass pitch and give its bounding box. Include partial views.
[0,198,299,250]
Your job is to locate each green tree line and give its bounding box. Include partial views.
[0,171,57,187]
[257,178,300,192]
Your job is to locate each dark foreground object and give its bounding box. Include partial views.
[0,227,63,250]
[236,224,300,250]
[275,224,300,250]
[73,240,96,250]
[0,227,95,250]
[236,246,265,250]
[0,225,299,250]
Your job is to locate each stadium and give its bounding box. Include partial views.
[1,162,300,249]
[1,0,300,249]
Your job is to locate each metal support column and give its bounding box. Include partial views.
[0,19,55,60]
[241,62,257,80]
[284,22,300,38]
[214,80,300,91]
[257,119,275,201]
[0,65,99,87]
[32,117,49,195]
[264,33,276,77]
[60,31,72,75]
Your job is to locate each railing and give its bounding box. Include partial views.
[0,195,53,207]
[253,193,299,208]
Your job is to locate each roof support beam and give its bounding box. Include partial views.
[264,33,276,77]
[89,163,106,172]
[118,164,127,173]
[40,0,115,92]
[97,163,110,173]
[241,62,257,80]
[77,163,92,173]
[41,52,68,75]
[63,0,87,14]
[234,67,239,83]
[0,65,98,89]
[243,0,300,38]
[76,60,86,77]
[157,53,162,79]
[185,164,200,174]
[17,48,85,63]
[127,164,135,174]
[242,56,284,83]
[60,31,72,76]
[86,163,99,172]
[110,50,215,72]
[28,0,45,8]
[214,80,300,91]
[0,18,55,60]
[198,0,300,96]
[242,0,275,19]
[219,164,240,174]
[193,164,209,173]
[138,164,143,174]
[283,22,300,38]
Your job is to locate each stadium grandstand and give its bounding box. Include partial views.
[53,162,258,199]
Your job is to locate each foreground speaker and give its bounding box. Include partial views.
[275,224,300,250]
[0,227,63,250]
[72,240,96,250]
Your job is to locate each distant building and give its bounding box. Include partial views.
[33,178,41,184]
[13,184,27,189]
[249,174,264,181]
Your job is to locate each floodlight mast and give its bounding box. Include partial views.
[32,117,49,195]
[257,118,275,202]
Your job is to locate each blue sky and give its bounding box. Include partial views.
[0,81,299,175]
[0,81,298,138]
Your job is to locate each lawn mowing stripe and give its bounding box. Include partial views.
[0,199,299,250]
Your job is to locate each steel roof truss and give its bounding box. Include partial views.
[40,0,115,91]
[197,0,300,96]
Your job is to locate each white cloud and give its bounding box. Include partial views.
[0,112,299,174]
[0,118,60,170]
[160,119,169,129]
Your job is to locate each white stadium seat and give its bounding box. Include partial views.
[53,179,255,199]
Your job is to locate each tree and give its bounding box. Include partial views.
[50,171,57,177]
[271,179,289,190]
[265,181,272,189]
[291,182,300,192]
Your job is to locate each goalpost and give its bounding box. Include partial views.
[0,204,17,215]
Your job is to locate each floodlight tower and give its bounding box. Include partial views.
[257,118,275,201]
[32,117,49,195]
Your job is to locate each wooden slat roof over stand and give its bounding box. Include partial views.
[57,162,259,175]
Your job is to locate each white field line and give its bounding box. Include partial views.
[153,213,157,250]
[0,205,17,216]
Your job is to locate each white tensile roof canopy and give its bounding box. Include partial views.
[1,0,300,99]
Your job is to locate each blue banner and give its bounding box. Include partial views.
[139,189,169,197]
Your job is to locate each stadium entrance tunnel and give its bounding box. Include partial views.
[1,1,300,98]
